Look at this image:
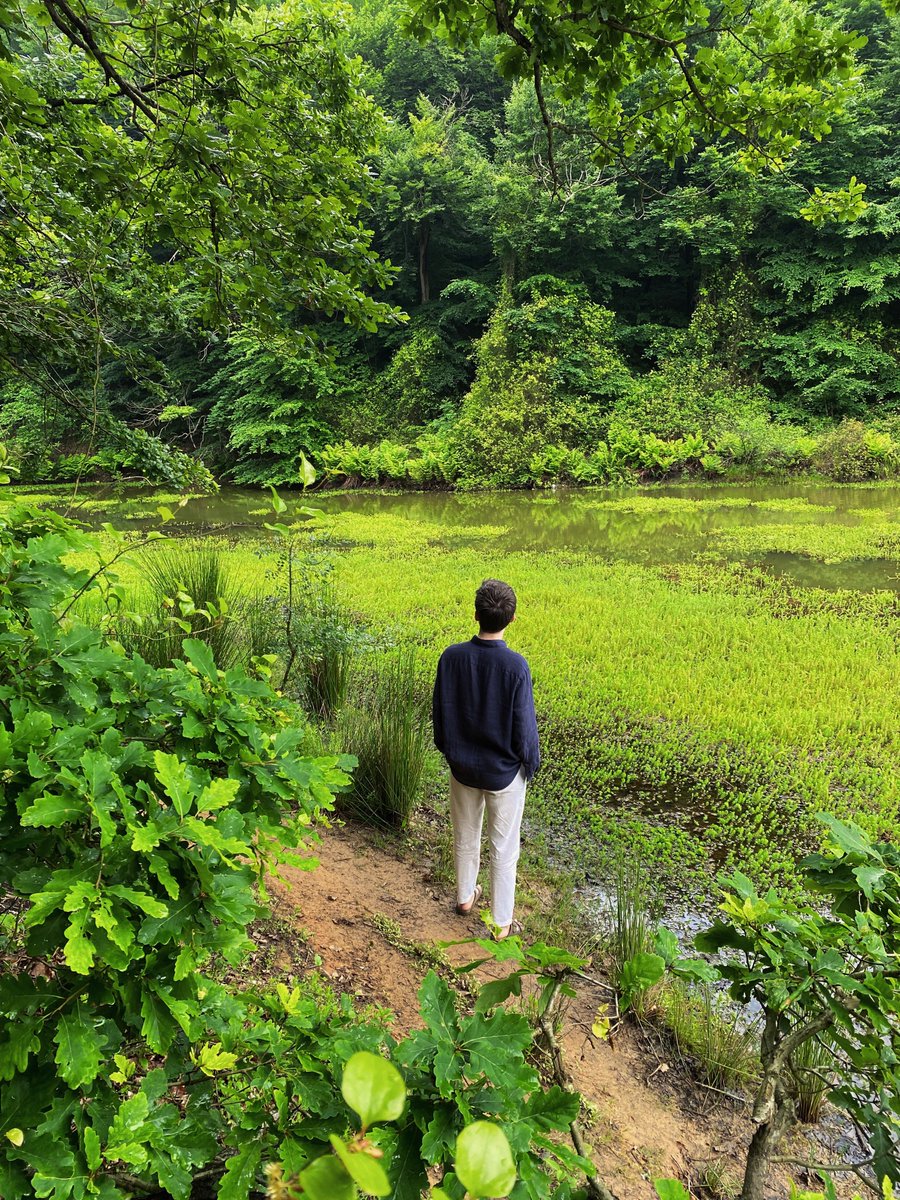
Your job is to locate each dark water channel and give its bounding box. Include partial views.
[50,479,900,592]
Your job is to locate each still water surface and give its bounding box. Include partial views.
[58,480,900,592]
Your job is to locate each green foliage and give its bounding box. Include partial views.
[339,650,430,828]
[377,97,493,305]
[319,435,455,486]
[455,1122,517,1198]
[285,576,369,722]
[451,279,633,488]
[813,418,900,481]
[0,497,604,1200]
[0,503,357,1198]
[204,337,348,485]
[636,817,900,1195]
[116,541,278,671]
[404,0,865,172]
[0,0,399,361]
[377,326,469,429]
[656,981,760,1093]
[397,968,590,1196]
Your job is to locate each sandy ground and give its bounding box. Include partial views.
[267,823,764,1200]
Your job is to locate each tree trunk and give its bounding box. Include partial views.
[418,224,430,304]
[740,1091,795,1200]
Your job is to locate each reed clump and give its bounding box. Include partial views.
[338,648,430,829]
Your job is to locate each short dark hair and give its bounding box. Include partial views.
[475,579,516,633]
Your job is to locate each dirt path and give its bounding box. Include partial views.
[268,823,757,1199]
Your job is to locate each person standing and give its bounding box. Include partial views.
[432,579,540,939]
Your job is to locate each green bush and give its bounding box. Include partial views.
[284,576,369,721]
[0,503,355,1199]
[0,497,598,1200]
[378,326,468,429]
[0,379,74,481]
[451,278,634,489]
[319,438,412,484]
[813,418,900,481]
[713,414,818,473]
[204,336,341,485]
[613,368,768,442]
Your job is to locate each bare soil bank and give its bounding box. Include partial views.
[265,822,802,1200]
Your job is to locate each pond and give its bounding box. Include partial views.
[6,477,899,902]
[43,479,900,591]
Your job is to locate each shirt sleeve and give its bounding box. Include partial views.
[512,666,540,780]
[432,655,446,754]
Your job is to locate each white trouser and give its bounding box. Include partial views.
[450,769,527,929]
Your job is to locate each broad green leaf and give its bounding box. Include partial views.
[64,919,95,975]
[182,638,218,682]
[20,793,85,828]
[298,451,317,489]
[109,885,168,917]
[454,1122,516,1198]
[5,1129,24,1147]
[153,751,194,817]
[268,486,287,515]
[474,973,523,1013]
[218,1143,262,1200]
[421,1106,456,1163]
[199,778,240,812]
[341,1052,406,1127]
[654,1180,692,1200]
[461,1009,531,1079]
[523,1085,580,1131]
[819,815,872,858]
[329,1135,390,1197]
[54,1007,105,1088]
[620,952,665,1002]
[672,958,718,984]
[297,1154,354,1200]
[0,1021,41,1079]
[653,927,679,965]
[419,971,460,1043]
[107,1092,150,1164]
[852,865,886,900]
[193,1043,239,1076]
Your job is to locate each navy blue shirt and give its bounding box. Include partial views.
[432,637,540,790]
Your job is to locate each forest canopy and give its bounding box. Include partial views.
[2,0,900,486]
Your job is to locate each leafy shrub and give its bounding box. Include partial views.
[613,368,768,442]
[713,414,818,473]
[378,326,468,429]
[0,379,74,481]
[204,335,341,485]
[451,278,634,489]
[0,498,597,1200]
[0,503,354,1199]
[406,432,454,484]
[319,438,412,484]
[814,418,900,481]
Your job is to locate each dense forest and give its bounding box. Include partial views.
[3,3,900,1197]
[3,0,900,488]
